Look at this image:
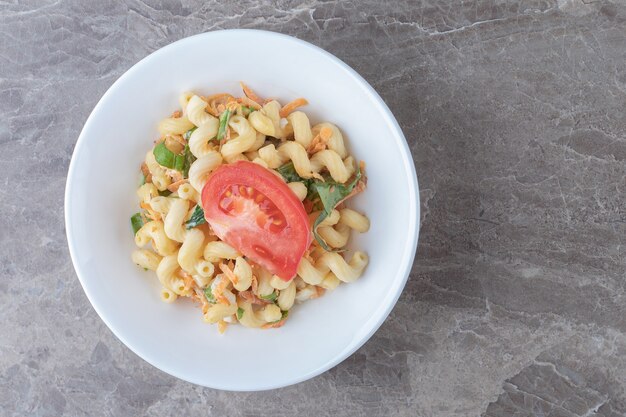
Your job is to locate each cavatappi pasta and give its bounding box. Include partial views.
[130,83,369,333]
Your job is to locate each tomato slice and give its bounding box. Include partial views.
[201,161,311,281]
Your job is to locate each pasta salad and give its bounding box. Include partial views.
[130,83,369,333]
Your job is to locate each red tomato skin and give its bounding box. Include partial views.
[201,161,311,280]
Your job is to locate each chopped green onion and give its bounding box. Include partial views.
[217,109,232,141]
[204,286,216,304]
[236,307,244,320]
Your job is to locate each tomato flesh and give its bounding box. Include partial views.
[201,161,311,280]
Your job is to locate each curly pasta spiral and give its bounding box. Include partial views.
[287,111,313,149]
[310,150,354,183]
[188,150,223,193]
[312,122,347,158]
[156,255,187,295]
[186,95,216,127]
[318,251,368,283]
[221,115,257,162]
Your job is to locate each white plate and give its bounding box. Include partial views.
[65,29,420,391]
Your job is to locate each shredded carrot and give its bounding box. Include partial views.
[262,319,287,329]
[251,275,258,293]
[178,270,194,291]
[239,291,270,305]
[279,98,308,118]
[199,290,210,314]
[167,178,188,192]
[240,82,263,104]
[307,126,332,154]
[237,96,262,109]
[171,110,182,118]
[205,93,235,116]
[140,163,152,184]
[139,201,161,221]
[212,276,231,305]
[219,263,238,286]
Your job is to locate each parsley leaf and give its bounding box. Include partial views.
[185,205,206,229]
[311,167,362,250]
[153,142,185,171]
[130,213,144,235]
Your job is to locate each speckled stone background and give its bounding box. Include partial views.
[1,0,626,416]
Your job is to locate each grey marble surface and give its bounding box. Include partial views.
[1,0,626,416]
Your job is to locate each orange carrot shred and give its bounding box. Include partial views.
[279,98,309,118]
[167,178,188,192]
[240,82,263,104]
[238,96,262,109]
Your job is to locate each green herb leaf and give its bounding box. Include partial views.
[259,291,278,302]
[182,144,196,178]
[277,162,307,184]
[204,286,216,304]
[158,189,172,197]
[217,109,232,141]
[185,205,206,229]
[153,142,185,171]
[312,167,362,250]
[130,212,144,235]
[242,106,255,116]
[183,127,197,140]
[236,307,244,320]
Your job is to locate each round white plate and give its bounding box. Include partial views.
[65,29,420,391]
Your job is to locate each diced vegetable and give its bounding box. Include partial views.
[259,291,278,302]
[204,286,217,304]
[236,307,244,320]
[182,144,196,178]
[130,213,144,235]
[185,205,206,229]
[153,142,185,171]
[217,109,232,141]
